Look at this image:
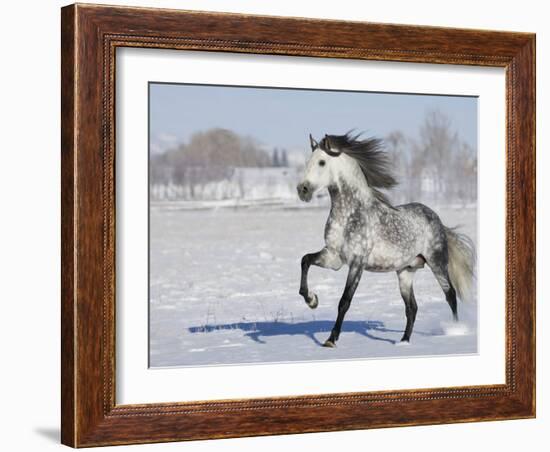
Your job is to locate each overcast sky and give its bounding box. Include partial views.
[149,82,477,155]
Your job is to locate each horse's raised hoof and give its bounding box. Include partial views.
[323,339,336,348]
[305,293,318,309]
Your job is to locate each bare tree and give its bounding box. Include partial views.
[272,148,280,167]
[150,128,271,200]
[280,149,289,167]
[452,141,477,205]
[386,131,410,202]
[385,110,477,205]
[411,109,467,202]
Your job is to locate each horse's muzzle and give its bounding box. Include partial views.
[297,181,313,202]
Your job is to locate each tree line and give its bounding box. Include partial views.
[386,110,477,205]
[150,128,289,192]
[150,110,477,205]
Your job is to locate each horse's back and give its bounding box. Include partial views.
[395,202,445,227]
[395,201,448,256]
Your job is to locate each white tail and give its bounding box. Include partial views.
[445,227,476,302]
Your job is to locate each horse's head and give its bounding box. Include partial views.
[298,132,397,203]
[297,134,343,202]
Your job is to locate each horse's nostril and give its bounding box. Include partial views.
[297,183,312,199]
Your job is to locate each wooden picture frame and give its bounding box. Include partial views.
[61,3,535,447]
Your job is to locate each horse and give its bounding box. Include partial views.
[297,132,476,348]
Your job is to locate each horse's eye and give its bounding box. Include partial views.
[319,160,326,167]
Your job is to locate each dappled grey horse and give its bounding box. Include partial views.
[297,132,476,347]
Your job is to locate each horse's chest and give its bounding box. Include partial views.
[325,215,369,261]
[324,219,345,250]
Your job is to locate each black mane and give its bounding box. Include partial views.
[320,132,398,206]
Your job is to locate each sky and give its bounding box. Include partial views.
[149,82,477,155]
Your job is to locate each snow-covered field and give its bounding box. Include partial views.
[149,202,478,368]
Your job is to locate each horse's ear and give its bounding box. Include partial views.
[309,134,318,152]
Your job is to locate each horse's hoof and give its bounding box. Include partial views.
[306,293,318,309]
[323,339,336,348]
[396,339,410,346]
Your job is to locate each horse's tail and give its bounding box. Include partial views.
[444,227,476,303]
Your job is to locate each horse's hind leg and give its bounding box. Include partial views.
[300,247,342,309]
[429,261,458,322]
[397,268,418,342]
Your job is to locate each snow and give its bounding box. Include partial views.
[149,202,477,368]
[150,167,301,201]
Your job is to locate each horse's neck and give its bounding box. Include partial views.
[328,179,379,215]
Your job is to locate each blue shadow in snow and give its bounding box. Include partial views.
[187,320,425,346]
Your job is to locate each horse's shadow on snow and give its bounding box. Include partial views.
[188,320,434,346]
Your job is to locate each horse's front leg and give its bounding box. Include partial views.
[299,247,342,309]
[324,259,364,347]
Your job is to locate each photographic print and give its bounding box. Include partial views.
[61,6,535,444]
[148,83,478,368]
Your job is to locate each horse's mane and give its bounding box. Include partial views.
[319,132,398,206]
